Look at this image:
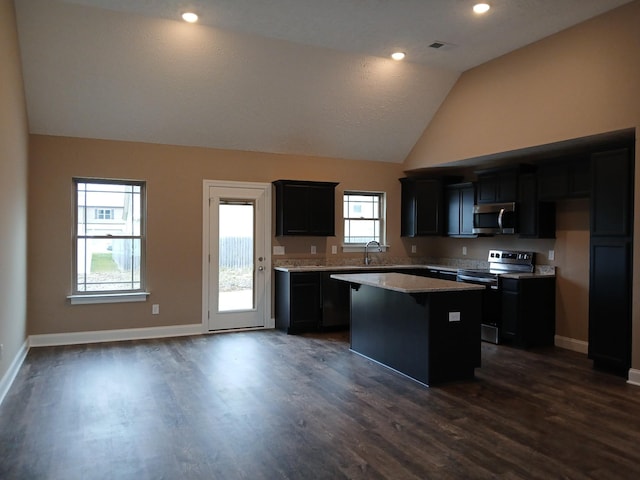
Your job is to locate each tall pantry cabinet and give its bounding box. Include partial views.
[588,146,634,375]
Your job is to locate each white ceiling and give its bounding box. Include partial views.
[15,0,632,163]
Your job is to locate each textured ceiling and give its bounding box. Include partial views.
[14,0,632,163]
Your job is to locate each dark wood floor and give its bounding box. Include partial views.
[2,330,640,479]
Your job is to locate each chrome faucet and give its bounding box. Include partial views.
[364,240,382,265]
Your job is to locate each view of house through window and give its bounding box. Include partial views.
[343,191,385,244]
[74,179,145,293]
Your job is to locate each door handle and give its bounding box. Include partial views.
[258,266,264,271]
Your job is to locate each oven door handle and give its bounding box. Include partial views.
[498,208,505,230]
[457,274,497,285]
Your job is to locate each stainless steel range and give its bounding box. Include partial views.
[456,249,535,344]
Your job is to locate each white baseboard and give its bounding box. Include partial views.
[627,369,640,387]
[0,339,29,406]
[555,335,589,354]
[29,323,205,347]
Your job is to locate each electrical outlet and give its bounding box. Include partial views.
[448,312,461,322]
[462,246,467,256]
[311,245,317,254]
[411,245,417,254]
[152,304,160,315]
[549,250,555,261]
[273,246,285,255]
[331,245,337,254]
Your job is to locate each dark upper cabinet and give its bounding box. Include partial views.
[273,180,338,236]
[400,177,443,236]
[590,148,632,237]
[518,172,556,238]
[446,183,476,237]
[538,156,590,200]
[475,169,518,203]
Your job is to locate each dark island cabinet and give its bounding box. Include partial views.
[400,177,443,237]
[273,180,338,236]
[500,276,556,348]
[446,183,476,237]
[275,271,322,334]
[588,146,633,375]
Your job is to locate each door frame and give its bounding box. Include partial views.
[202,180,273,331]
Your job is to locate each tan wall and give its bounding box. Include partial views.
[27,135,405,335]
[0,0,29,380]
[404,1,640,365]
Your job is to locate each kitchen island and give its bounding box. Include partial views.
[331,272,484,386]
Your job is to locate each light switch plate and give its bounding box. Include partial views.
[448,312,461,322]
[411,245,417,254]
[331,245,337,254]
[311,245,317,254]
[549,250,555,261]
[273,246,285,255]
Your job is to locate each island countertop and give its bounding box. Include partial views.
[330,272,485,294]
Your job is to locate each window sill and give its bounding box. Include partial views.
[342,244,389,253]
[67,292,150,305]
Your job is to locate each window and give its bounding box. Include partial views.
[343,191,385,244]
[95,208,114,220]
[72,179,146,300]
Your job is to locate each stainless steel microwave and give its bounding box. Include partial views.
[472,202,517,235]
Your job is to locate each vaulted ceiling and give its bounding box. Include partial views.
[14,0,632,163]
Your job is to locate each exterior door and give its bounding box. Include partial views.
[205,181,270,331]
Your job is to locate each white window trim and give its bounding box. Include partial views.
[343,190,387,246]
[67,292,150,305]
[72,178,148,301]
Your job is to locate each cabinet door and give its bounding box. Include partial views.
[308,184,336,236]
[415,179,442,235]
[589,239,632,372]
[591,148,632,236]
[290,273,322,331]
[460,185,475,235]
[496,172,517,202]
[400,178,442,236]
[446,187,461,236]
[476,175,498,203]
[538,163,570,200]
[280,183,310,234]
[446,184,475,237]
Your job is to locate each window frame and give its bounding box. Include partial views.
[68,178,148,305]
[342,190,387,247]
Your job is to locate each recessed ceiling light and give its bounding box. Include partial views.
[391,52,406,61]
[182,12,199,23]
[473,3,490,14]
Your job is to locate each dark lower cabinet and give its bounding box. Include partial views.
[589,239,632,373]
[275,271,321,334]
[500,277,556,348]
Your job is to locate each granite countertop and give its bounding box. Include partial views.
[274,264,458,273]
[330,272,485,294]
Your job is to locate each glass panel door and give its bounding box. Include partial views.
[218,201,254,312]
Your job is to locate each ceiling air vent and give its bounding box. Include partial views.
[429,41,458,51]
